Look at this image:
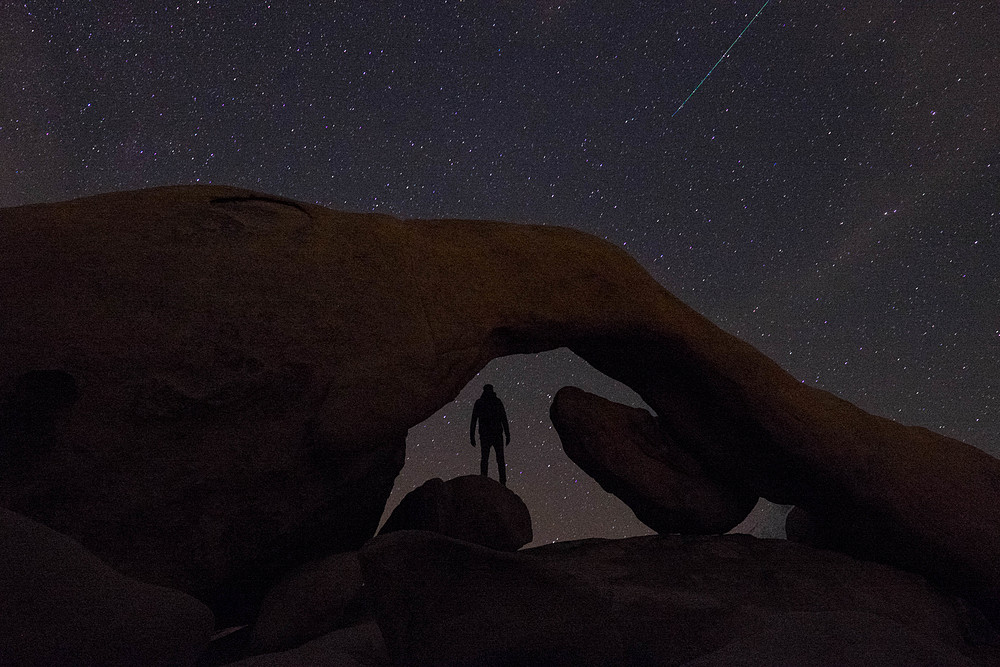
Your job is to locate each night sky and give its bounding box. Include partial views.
[4,2,997,545]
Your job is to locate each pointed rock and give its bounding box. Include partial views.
[550,386,756,534]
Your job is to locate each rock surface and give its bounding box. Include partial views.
[227,622,389,667]
[360,530,993,666]
[3,184,1000,622]
[378,475,532,550]
[0,507,213,666]
[784,504,866,555]
[250,551,367,654]
[550,386,757,534]
[570,336,1000,619]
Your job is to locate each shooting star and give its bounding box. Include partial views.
[672,0,773,117]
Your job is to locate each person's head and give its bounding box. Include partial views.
[482,384,494,394]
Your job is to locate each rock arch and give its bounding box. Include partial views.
[2,184,998,622]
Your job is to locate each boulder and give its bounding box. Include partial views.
[0,507,213,666]
[360,530,994,666]
[3,184,1000,622]
[250,551,367,654]
[550,386,757,534]
[378,475,532,550]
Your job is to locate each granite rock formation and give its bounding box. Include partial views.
[250,473,530,659]
[3,184,1000,622]
[568,337,1000,619]
[359,530,993,666]
[0,507,213,666]
[250,551,368,655]
[378,475,532,551]
[550,386,757,534]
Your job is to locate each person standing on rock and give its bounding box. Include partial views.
[470,384,510,486]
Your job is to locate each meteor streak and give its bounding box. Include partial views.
[672,0,773,117]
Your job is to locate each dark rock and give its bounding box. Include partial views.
[4,184,1000,623]
[379,475,532,550]
[197,626,253,667]
[682,611,978,667]
[569,334,1000,619]
[785,504,881,558]
[550,386,757,534]
[250,551,367,655]
[0,369,79,466]
[360,530,995,666]
[0,507,213,666]
[224,622,389,666]
[785,505,825,546]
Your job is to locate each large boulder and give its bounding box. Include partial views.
[3,184,1000,622]
[360,530,995,666]
[550,386,757,534]
[0,507,213,666]
[250,551,368,655]
[378,475,532,550]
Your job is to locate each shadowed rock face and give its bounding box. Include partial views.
[550,386,757,534]
[250,551,368,655]
[2,184,1000,623]
[360,530,991,667]
[570,335,1000,619]
[0,507,213,666]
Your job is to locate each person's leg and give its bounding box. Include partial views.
[495,444,506,486]
[480,441,490,477]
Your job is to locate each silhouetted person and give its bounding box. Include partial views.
[470,384,510,486]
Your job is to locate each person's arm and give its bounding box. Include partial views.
[470,400,479,447]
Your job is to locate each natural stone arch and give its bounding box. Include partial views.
[2,184,999,624]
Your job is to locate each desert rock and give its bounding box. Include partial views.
[360,530,992,666]
[0,507,213,666]
[3,184,1000,621]
[550,386,757,534]
[378,475,532,550]
[250,551,367,655]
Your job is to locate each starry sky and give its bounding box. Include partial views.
[4,1,997,545]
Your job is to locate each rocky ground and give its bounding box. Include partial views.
[4,494,998,666]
